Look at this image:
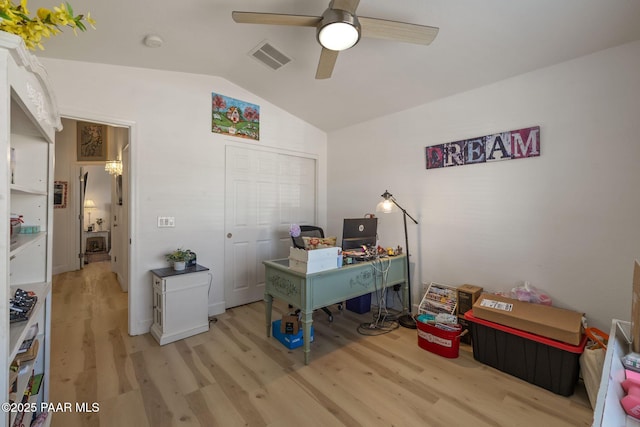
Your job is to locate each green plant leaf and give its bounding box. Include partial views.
[15,11,32,21]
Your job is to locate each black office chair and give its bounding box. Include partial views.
[291,225,338,322]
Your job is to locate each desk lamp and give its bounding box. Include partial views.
[376,190,419,329]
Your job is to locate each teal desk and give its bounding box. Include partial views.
[263,255,408,364]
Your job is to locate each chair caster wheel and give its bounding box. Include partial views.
[338,304,343,311]
[328,315,334,322]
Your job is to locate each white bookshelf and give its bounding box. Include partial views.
[1,32,61,427]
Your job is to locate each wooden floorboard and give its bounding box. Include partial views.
[49,261,594,426]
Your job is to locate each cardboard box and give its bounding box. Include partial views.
[289,247,340,274]
[289,246,340,262]
[457,285,482,345]
[632,260,640,353]
[280,314,299,335]
[457,284,483,317]
[288,258,339,274]
[272,319,314,350]
[472,294,584,346]
[457,316,472,345]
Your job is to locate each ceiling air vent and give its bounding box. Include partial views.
[249,41,292,71]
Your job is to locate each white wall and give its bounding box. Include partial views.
[52,119,77,274]
[327,40,640,331]
[41,58,327,335]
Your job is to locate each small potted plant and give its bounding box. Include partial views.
[165,248,195,271]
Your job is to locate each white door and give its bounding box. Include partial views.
[78,167,87,269]
[112,143,130,292]
[225,145,316,308]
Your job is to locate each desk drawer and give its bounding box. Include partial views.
[311,259,405,305]
[153,271,209,293]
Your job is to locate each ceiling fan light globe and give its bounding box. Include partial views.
[319,22,359,51]
[317,8,361,51]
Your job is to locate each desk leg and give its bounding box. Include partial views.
[265,293,273,337]
[301,309,312,365]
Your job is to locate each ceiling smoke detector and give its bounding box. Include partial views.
[143,35,164,48]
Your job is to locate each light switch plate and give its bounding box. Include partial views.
[157,216,175,228]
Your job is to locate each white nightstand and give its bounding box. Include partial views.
[150,264,211,345]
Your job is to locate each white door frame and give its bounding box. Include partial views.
[59,109,137,336]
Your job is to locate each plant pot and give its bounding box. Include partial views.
[173,261,186,271]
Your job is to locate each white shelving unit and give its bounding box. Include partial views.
[1,32,61,427]
[593,320,640,427]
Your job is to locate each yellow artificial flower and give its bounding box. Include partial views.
[0,0,94,50]
[86,12,95,29]
[36,7,50,20]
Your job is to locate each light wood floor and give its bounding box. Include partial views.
[49,262,594,426]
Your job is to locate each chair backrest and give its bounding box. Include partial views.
[292,225,324,249]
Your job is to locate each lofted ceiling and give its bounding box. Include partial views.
[25,0,640,132]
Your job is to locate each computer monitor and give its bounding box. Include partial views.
[341,218,378,250]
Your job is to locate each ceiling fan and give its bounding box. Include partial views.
[232,0,439,79]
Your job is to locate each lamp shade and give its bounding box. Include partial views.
[376,199,396,213]
[376,190,398,213]
[84,199,96,209]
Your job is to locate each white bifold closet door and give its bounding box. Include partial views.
[225,145,316,308]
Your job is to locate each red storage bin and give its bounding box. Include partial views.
[417,320,463,358]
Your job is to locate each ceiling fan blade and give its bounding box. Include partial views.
[315,48,339,79]
[330,0,360,14]
[358,16,439,45]
[232,11,321,27]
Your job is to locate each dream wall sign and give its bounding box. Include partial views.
[212,93,260,140]
[425,126,540,170]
